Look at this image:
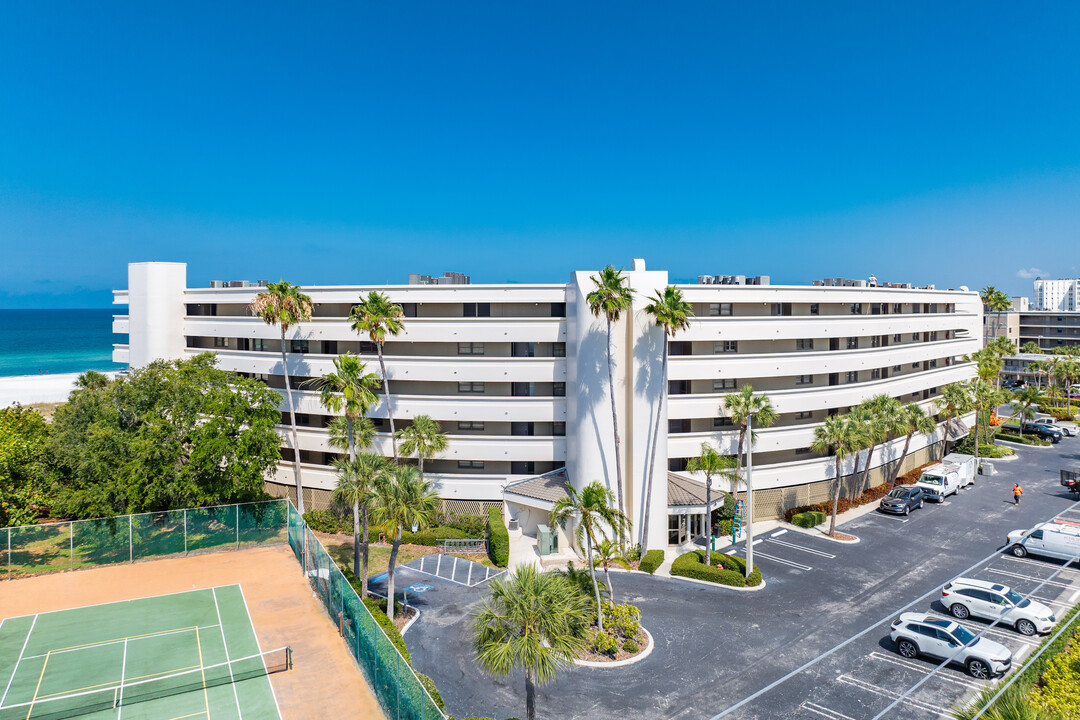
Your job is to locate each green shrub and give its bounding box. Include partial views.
[717,492,737,520]
[622,638,640,654]
[590,630,619,656]
[434,511,487,537]
[791,511,826,529]
[303,509,347,534]
[997,432,1052,447]
[623,543,642,562]
[362,598,410,663]
[670,550,763,587]
[601,601,640,639]
[487,508,509,567]
[417,672,445,711]
[717,519,733,536]
[401,526,473,546]
[1043,406,1078,421]
[639,550,665,574]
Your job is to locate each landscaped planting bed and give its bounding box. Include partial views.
[670,550,762,587]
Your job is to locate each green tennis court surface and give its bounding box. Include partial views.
[0,586,286,720]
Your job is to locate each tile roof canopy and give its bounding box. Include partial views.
[503,468,571,504]
[667,472,726,509]
[945,417,970,440]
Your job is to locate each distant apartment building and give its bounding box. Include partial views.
[985,308,1080,351]
[113,261,980,548]
[1034,278,1080,312]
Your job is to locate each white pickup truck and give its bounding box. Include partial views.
[915,453,976,502]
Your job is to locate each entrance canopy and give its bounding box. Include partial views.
[667,472,729,515]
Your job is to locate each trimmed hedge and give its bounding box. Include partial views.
[670,550,762,587]
[487,508,509,567]
[997,432,1052,447]
[639,550,665,574]
[400,526,479,546]
[362,598,411,663]
[791,511,826,529]
[417,672,445,711]
[303,509,347,534]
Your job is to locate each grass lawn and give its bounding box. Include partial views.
[319,531,496,576]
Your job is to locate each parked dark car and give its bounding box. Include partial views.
[1021,423,1063,443]
[880,485,927,515]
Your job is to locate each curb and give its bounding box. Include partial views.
[777,522,861,544]
[573,627,655,668]
[662,573,768,592]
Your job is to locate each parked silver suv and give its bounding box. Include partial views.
[889,613,1012,678]
[942,578,1056,635]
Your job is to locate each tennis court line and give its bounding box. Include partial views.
[212,586,244,720]
[0,613,37,708]
[32,663,203,701]
[28,641,53,718]
[1,583,243,622]
[195,627,210,720]
[20,624,220,660]
[118,637,129,720]
[237,584,284,720]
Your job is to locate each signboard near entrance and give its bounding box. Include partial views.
[731,500,744,544]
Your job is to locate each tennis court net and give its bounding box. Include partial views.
[0,646,291,720]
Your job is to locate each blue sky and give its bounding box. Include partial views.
[1,2,1078,307]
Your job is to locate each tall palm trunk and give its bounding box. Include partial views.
[585,532,603,631]
[605,318,625,520]
[640,343,668,549]
[828,454,842,537]
[525,667,537,720]
[377,346,397,461]
[859,444,875,496]
[280,327,305,513]
[704,471,712,553]
[891,431,915,484]
[360,505,371,598]
[352,500,361,577]
[603,563,615,604]
[346,416,356,461]
[386,529,403,621]
[850,450,864,499]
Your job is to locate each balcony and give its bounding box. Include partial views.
[184,284,568,306]
[112,315,130,334]
[112,344,130,364]
[270,462,531,499]
[678,312,980,343]
[286,426,565,462]
[280,389,566,422]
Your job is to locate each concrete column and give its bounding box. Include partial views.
[128,262,187,368]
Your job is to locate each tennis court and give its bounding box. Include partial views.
[0,585,288,720]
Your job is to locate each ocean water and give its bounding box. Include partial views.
[0,309,127,377]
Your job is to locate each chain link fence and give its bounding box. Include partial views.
[287,502,445,720]
[2,500,288,579]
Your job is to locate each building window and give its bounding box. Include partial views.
[213,337,230,348]
[847,337,858,350]
[810,303,820,315]
[893,334,902,343]
[713,417,734,428]
[550,302,566,317]
[850,303,863,315]
[845,371,858,383]
[716,340,738,353]
[929,331,937,341]
[290,339,309,353]
[458,382,485,394]
[714,378,737,391]
[458,421,485,431]
[462,303,491,317]
[772,303,792,316]
[553,382,566,397]
[709,303,733,317]
[795,447,811,455]
[553,342,566,357]
[795,411,813,420]
[871,336,881,348]
[892,303,903,314]
[929,359,938,368]
[295,414,310,426]
[796,338,814,350]
[553,421,566,436]
[930,304,938,313]
[893,365,902,371]
[458,342,485,355]
[458,460,485,469]
[912,332,921,341]
[870,368,882,380]
[912,362,920,369]
[795,375,814,385]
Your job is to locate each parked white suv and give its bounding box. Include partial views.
[889,613,1013,678]
[942,578,1056,636]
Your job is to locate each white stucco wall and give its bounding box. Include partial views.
[128,262,187,368]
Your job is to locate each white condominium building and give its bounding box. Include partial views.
[113,261,980,549]
[1034,278,1080,312]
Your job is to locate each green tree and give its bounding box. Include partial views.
[1011,386,1042,437]
[724,386,776,576]
[349,291,405,462]
[306,354,380,461]
[250,281,313,512]
[592,538,630,604]
[811,414,860,537]
[473,565,588,720]
[0,405,53,527]
[641,285,693,549]
[980,286,1011,312]
[74,370,111,391]
[1020,341,1042,355]
[550,481,629,632]
[49,354,282,518]
[987,335,1017,358]
[846,403,876,499]
[395,415,448,477]
[971,379,1002,447]
[889,403,937,484]
[332,453,388,590]
[371,464,438,621]
[685,443,737,553]
[586,266,636,521]
[939,383,973,454]
[854,395,903,496]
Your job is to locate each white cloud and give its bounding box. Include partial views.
[1017,267,1045,279]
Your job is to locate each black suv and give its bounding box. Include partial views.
[1021,423,1063,443]
[880,485,927,515]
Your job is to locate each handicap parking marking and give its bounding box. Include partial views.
[765,537,837,559]
[406,583,434,594]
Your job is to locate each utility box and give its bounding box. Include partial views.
[537,524,557,556]
[980,462,996,476]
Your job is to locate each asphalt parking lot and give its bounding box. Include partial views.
[392,440,1080,720]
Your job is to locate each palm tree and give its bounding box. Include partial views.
[939,383,973,456]
[586,266,636,521]
[641,286,693,549]
[550,481,629,632]
[1028,360,1046,391]
[332,453,388,592]
[685,443,737,552]
[327,415,376,455]
[371,464,439,621]
[75,370,111,390]
[395,414,448,477]
[889,403,938,484]
[856,395,902,495]
[724,386,776,577]
[349,291,405,461]
[1020,341,1042,355]
[306,354,381,461]
[473,565,588,720]
[846,403,876,499]
[1012,386,1042,437]
[981,286,1011,343]
[250,281,314,512]
[592,539,630,604]
[811,414,860,537]
[971,379,1001,448]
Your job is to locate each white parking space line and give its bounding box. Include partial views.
[1070,590,1080,603]
[801,701,857,720]
[1029,594,1073,609]
[751,539,764,546]
[987,567,1074,589]
[750,551,812,571]
[837,675,949,716]
[875,514,911,523]
[770,529,787,538]
[867,652,983,690]
[1001,556,1080,575]
[766,538,837,559]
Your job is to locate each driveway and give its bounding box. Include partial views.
[393,442,1080,720]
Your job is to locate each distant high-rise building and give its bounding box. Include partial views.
[409,271,471,285]
[1033,278,1080,311]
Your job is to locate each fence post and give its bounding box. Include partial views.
[7,527,11,579]
[69,523,74,571]
[235,504,240,549]
[184,509,188,554]
[128,515,133,563]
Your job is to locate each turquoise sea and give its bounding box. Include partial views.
[0,309,128,377]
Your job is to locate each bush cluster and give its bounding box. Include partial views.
[487,508,509,567]
[1040,405,1079,421]
[400,526,478,546]
[589,601,642,657]
[670,550,762,587]
[783,483,893,523]
[639,549,665,574]
[791,511,826,529]
[622,638,640,654]
[362,597,411,663]
[996,432,1052,447]
[417,672,445,711]
[303,509,347,534]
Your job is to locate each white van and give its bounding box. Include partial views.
[1006,521,1080,561]
[943,453,976,487]
[915,458,974,502]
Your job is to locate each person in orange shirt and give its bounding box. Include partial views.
[1013,484,1023,505]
